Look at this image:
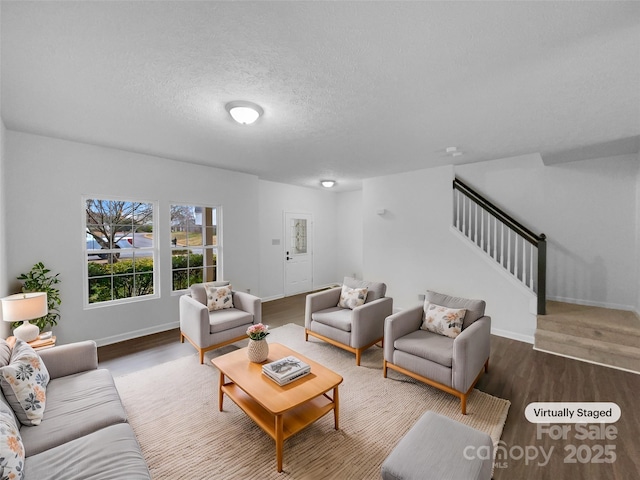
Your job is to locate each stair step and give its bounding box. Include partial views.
[534,330,640,374]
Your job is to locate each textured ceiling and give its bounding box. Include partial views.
[2,1,639,191]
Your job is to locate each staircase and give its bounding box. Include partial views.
[535,301,640,374]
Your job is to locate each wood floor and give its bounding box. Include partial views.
[98,294,640,480]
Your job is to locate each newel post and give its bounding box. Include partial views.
[537,234,547,315]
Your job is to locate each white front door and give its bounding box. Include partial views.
[284,212,313,296]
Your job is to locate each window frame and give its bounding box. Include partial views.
[169,203,222,294]
[83,195,160,309]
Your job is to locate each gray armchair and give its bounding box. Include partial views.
[383,291,490,414]
[180,282,261,364]
[305,277,393,366]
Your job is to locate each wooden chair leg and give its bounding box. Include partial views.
[461,394,467,415]
[383,360,387,378]
[180,333,184,343]
[485,358,489,373]
[355,349,361,366]
[199,349,204,365]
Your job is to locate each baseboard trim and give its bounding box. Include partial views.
[533,346,640,375]
[95,321,179,347]
[262,294,285,303]
[491,327,534,345]
[547,295,637,314]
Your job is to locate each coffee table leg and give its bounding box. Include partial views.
[276,414,284,472]
[333,386,340,430]
[218,372,224,411]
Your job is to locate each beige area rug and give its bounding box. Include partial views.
[114,323,510,479]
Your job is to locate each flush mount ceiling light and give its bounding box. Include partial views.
[225,101,264,125]
[321,180,336,188]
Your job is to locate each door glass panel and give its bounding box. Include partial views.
[291,219,307,254]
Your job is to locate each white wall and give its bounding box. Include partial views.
[0,4,9,337]
[0,117,8,338]
[4,131,260,345]
[456,153,640,311]
[335,190,363,280]
[637,152,640,313]
[362,166,537,343]
[258,180,338,301]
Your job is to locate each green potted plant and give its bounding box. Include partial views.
[12,262,61,332]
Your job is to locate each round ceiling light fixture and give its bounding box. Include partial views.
[225,101,264,125]
[321,180,336,188]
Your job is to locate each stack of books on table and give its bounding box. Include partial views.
[262,356,311,386]
[27,333,56,350]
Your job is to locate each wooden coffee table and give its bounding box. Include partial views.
[211,343,343,472]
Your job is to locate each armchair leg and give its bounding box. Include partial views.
[355,349,361,366]
[484,358,489,373]
[461,394,467,415]
[383,360,388,378]
[199,350,205,365]
[180,333,184,343]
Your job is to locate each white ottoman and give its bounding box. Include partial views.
[381,411,493,480]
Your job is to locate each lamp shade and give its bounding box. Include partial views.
[1,292,48,323]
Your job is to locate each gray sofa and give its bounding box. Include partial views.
[0,339,150,480]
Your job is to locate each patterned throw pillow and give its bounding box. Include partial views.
[0,401,24,480]
[0,340,50,426]
[337,285,368,309]
[205,285,234,311]
[421,303,467,339]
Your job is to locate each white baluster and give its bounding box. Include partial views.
[493,218,497,260]
[507,228,512,273]
[462,195,466,237]
[530,243,535,288]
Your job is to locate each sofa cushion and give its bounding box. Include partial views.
[426,291,486,329]
[312,307,353,332]
[0,340,50,426]
[421,303,466,339]
[0,339,12,368]
[343,277,386,303]
[337,285,368,309]
[394,330,454,367]
[24,423,151,480]
[190,281,230,306]
[205,285,234,311]
[208,309,253,334]
[0,401,24,480]
[19,369,127,456]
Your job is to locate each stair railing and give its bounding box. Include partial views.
[453,178,547,314]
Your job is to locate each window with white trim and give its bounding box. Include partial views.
[84,197,158,306]
[170,204,220,291]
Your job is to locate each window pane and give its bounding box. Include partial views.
[173,269,190,291]
[88,277,112,304]
[113,275,134,299]
[135,273,154,296]
[202,266,216,283]
[170,204,220,291]
[85,197,156,306]
[292,219,307,254]
[189,268,203,285]
[204,227,216,246]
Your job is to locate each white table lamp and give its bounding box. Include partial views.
[1,292,47,342]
